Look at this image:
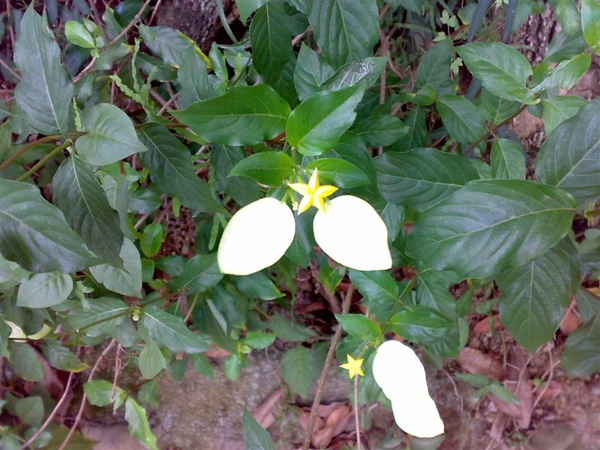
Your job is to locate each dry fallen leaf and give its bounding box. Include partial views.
[458,347,506,381]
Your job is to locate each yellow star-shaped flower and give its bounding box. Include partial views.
[340,354,364,379]
[288,168,338,214]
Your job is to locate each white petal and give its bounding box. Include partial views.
[217,198,295,276]
[373,340,445,438]
[313,196,392,271]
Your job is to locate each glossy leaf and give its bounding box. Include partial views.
[477,89,521,126]
[536,98,600,209]
[349,269,400,322]
[70,297,129,336]
[491,138,526,180]
[42,340,89,372]
[211,145,259,206]
[0,180,98,273]
[139,339,167,379]
[306,0,379,68]
[306,158,370,188]
[14,6,74,134]
[436,95,487,143]
[53,155,124,264]
[76,104,147,166]
[229,151,293,186]
[8,341,44,381]
[65,20,95,48]
[532,54,591,93]
[497,237,580,353]
[322,57,387,91]
[140,223,163,258]
[234,272,284,300]
[406,179,576,279]
[335,313,381,341]
[352,114,408,147]
[17,272,73,308]
[375,148,480,210]
[287,85,364,156]
[125,397,159,450]
[139,306,211,353]
[294,43,335,101]
[389,305,455,346]
[172,85,291,145]
[170,253,223,293]
[243,406,276,450]
[415,39,452,90]
[250,0,293,85]
[177,49,215,108]
[541,96,587,136]
[582,0,600,53]
[456,42,534,103]
[90,239,142,298]
[390,106,427,152]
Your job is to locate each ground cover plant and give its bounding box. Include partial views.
[0,0,599,448]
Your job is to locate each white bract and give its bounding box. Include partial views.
[373,340,445,438]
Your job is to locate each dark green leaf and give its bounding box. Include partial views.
[250,0,293,85]
[15,396,44,427]
[269,313,316,342]
[436,95,487,143]
[177,49,215,108]
[328,132,377,182]
[406,179,576,279]
[42,340,89,372]
[561,317,600,377]
[306,158,370,188]
[322,57,388,91]
[477,89,521,126]
[281,346,323,398]
[0,180,99,273]
[139,338,167,379]
[243,406,276,450]
[234,272,284,300]
[287,85,364,156]
[389,305,455,346]
[172,85,291,145]
[545,30,588,64]
[90,239,142,298]
[125,397,159,450]
[294,43,335,101]
[306,0,379,68]
[238,0,269,23]
[416,39,452,90]
[14,6,74,134]
[389,106,427,152]
[348,269,400,322]
[170,253,223,294]
[491,138,526,180]
[70,297,129,336]
[229,151,292,186]
[335,313,381,340]
[283,207,315,267]
[17,272,73,308]
[375,148,480,210]
[140,306,211,353]
[415,269,458,320]
[497,237,580,353]
[352,114,408,147]
[76,104,147,166]
[138,24,194,67]
[53,155,124,264]
[536,98,600,209]
[541,95,587,136]
[211,145,259,206]
[8,341,44,381]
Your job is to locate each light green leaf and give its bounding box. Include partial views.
[140,223,163,258]
[582,0,600,53]
[14,6,74,134]
[335,314,381,341]
[90,239,142,298]
[65,20,96,48]
[375,148,480,210]
[84,380,127,407]
[138,24,194,67]
[306,0,379,68]
[170,253,223,294]
[243,406,276,450]
[541,96,588,136]
[42,340,89,372]
[229,152,293,186]
[238,0,269,23]
[15,396,44,427]
[139,306,211,353]
[294,43,335,101]
[125,398,159,450]
[8,341,44,381]
[53,155,124,264]
[172,85,290,145]
[138,123,224,213]
[250,0,293,85]
[17,272,73,308]
[70,297,129,336]
[456,42,534,103]
[491,138,526,180]
[244,331,277,350]
[416,39,452,90]
[306,158,370,188]
[477,89,521,126]
[76,104,147,166]
[532,53,591,94]
[139,339,167,379]
[436,95,487,143]
[406,179,576,279]
[536,98,600,209]
[497,237,580,353]
[0,180,99,273]
[287,85,364,156]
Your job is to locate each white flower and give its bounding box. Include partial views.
[372,340,445,438]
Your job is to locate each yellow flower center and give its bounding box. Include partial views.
[288,168,338,214]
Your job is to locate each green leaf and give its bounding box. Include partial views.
[477,89,521,126]
[269,313,316,342]
[545,30,588,64]
[70,297,129,336]
[375,148,480,210]
[65,20,96,48]
[561,318,600,377]
[250,0,293,85]
[172,85,291,145]
[229,152,292,186]
[294,43,335,101]
[170,253,223,294]
[389,305,455,346]
[139,338,167,379]
[416,39,452,90]
[352,114,408,147]
[14,6,74,135]
[244,331,277,350]
[140,223,163,258]
[489,383,520,404]
[8,341,44,381]
[436,95,487,143]
[322,57,388,91]
[177,49,215,108]
[536,98,600,209]
[532,54,592,94]
[406,179,576,279]
[76,104,147,166]
[415,269,458,320]
[238,0,269,23]
[138,24,193,67]
[234,272,284,300]
[125,397,159,450]
[497,237,580,353]
[390,106,427,152]
[84,380,127,407]
[42,340,89,372]
[348,269,400,322]
[306,158,370,188]
[224,353,244,381]
[243,406,276,450]
[281,345,324,398]
[17,272,73,308]
[138,123,224,214]
[287,85,364,156]
[306,0,379,68]
[335,313,381,340]
[0,180,99,273]
[15,396,44,427]
[140,306,211,353]
[541,96,587,136]
[491,138,526,180]
[456,42,534,103]
[582,0,600,53]
[90,239,142,298]
[211,145,260,206]
[53,155,124,264]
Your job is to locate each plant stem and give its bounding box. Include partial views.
[16,143,69,182]
[354,375,362,450]
[302,284,355,450]
[0,134,67,173]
